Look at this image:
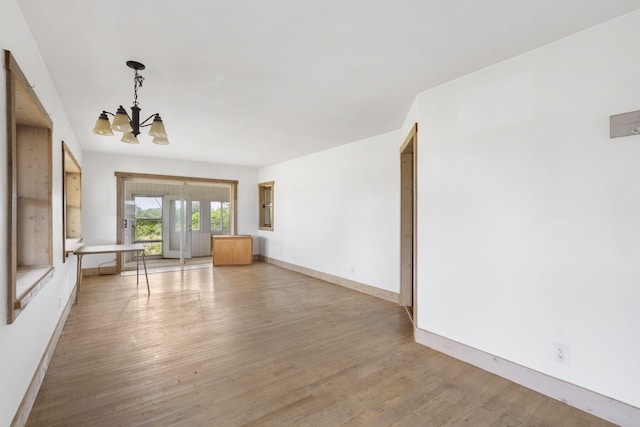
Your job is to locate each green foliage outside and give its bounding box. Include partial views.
[141,242,162,256]
[135,219,161,240]
[192,201,200,231]
[211,202,230,231]
[133,198,230,256]
[135,219,162,255]
[135,199,163,256]
[136,206,161,219]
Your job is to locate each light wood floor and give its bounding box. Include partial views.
[26,262,614,426]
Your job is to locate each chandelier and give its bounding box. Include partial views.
[92,60,169,145]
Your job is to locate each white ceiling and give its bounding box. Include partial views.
[17,0,640,167]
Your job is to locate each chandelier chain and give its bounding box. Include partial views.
[133,69,144,107]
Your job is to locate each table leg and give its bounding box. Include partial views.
[141,250,150,295]
[136,250,140,287]
[75,254,83,304]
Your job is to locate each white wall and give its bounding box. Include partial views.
[0,1,84,425]
[5,0,639,422]
[404,10,640,408]
[258,130,402,294]
[81,152,259,268]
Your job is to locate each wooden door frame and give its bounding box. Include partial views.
[115,172,238,273]
[400,123,418,323]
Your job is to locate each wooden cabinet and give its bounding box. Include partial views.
[211,235,253,266]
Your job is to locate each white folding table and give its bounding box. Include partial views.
[74,243,149,303]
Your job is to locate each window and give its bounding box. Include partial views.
[191,201,201,231]
[172,200,184,231]
[210,201,231,234]
[259,181,274,231]
[5,50,54,323]
[134,196,163,256]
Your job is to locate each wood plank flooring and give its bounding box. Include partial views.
[26,262,614,426]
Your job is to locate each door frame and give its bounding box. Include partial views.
[130,194,164,259]
[400,123,418,323]
[115,172,238,273]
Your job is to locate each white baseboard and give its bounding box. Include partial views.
[260,256,399,304]
[11,287,76,427]
[414,327,639,427]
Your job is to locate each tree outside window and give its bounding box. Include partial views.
[192,201,200,231]
[211,201,230,233]
[134,196,163,255]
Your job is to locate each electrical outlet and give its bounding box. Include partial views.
[554,342,570,365]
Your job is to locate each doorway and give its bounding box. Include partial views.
[115,172,238,273]
[133,195,164,256]
[400,123,418,323]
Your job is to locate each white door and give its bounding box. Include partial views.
[162,196,192,259]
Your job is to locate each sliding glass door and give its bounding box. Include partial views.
[162,196,192,259]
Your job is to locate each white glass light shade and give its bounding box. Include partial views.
[120,132,140,144]
[152,136,170,145]
[148,114,168,138]
[111,106,133,132]
[92,113,114,136]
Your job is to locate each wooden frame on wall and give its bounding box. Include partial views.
[400,123,417,322]
[258,181,274,231]
[62,142,82,262]
[114,172,239,274]
[5,50,54,323]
